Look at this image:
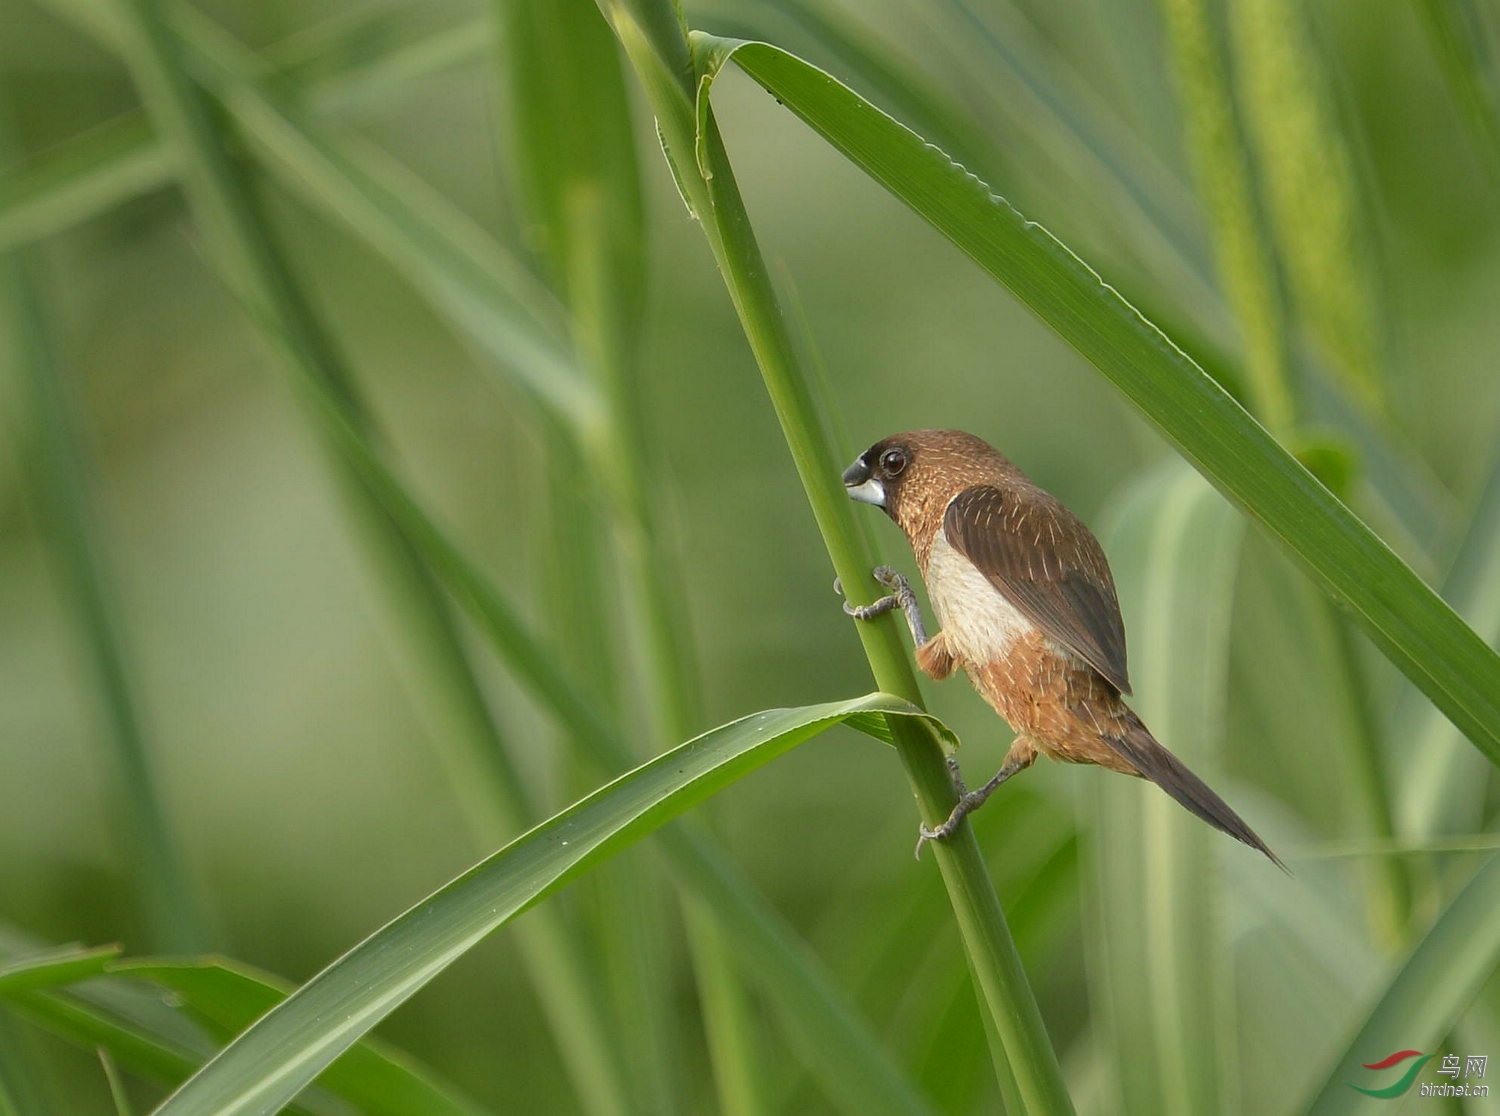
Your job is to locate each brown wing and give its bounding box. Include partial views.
[943,484,1132,694]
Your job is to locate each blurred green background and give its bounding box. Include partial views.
[3,0,1500,1112]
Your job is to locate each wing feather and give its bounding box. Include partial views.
[943,484,1132,693]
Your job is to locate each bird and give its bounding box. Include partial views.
[838,428,1281,866]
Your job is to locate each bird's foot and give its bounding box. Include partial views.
[914,755,970,858]
[914,752,1029,859]
[834,567,927,644]
[834,573,899,621]
[915,807,968,858]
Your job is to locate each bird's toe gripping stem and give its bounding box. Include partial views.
[914,749,1032,859]
[834,565,928,645]
[914,756,969,857]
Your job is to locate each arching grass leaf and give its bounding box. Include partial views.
[154,695,945,1116]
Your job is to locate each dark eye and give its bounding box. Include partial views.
[879,448,907,476]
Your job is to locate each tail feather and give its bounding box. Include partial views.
[1109,720,1286,872]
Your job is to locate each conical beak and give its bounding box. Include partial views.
[842,455,886,508]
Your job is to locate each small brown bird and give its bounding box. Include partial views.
[839,429,1280,865]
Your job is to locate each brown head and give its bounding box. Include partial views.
[842,430,1025,556]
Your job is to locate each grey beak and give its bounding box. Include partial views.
[843,455,886,508]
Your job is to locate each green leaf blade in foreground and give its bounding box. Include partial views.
[113,958,488,1116]
[0,945,122,995]
[690,33,1500,764]
[0,939,487,1114]
[155,695,941,1116]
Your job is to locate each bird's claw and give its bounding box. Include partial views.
[914,815,961,859]
[835,570,900,621]
[846,598,897,620]
[914,761,972,859]
[835,566,928,643]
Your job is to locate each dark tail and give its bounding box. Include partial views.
[1109,718,1286,872]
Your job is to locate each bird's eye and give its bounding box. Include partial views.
[880,448,907,476]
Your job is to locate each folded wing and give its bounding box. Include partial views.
[943,484,1131,694]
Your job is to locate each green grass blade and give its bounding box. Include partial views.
[112,959,489,1116]
[171,6,598,437]
[694,32,1500,766]
[1321,608,1411,944]
[711,0,1447,555]
[702,0,1223,362]
[699,0,1018,216]
[1229,0,1385,412]
[2,0,1437,586]
[101,1048,135,1116]
[533,425,683,1116]
[7,990,206,1099]
[0,939,488,1114]
[1087,462,1245,1116]
[498,5,692,1110]
[0,946,123,995]
[0,2,480,253]
[179,17,935,1107]
[334,489,634,1114]
[298,395,940,1116]
[0,1009,47,1116]
[151,695,940,1116]
[73,1,633,1110]
[0,6,490,255]
[0,5,489,253]
[0,1057,20,1115]
[498,0,699,748]
[601,3,1074,1109]
[1158,0,1294,433]
[1413,0,1500,177]
[500,0,760,1110]
[3,990,339,1116]
[27,10,990,1109]
[502,0,644,317]
[915,0,1221,326]
[0,112,173,252]
[263,7,487,111]
[1304,851,1500,1114]
[660,832,941,1116]
[790,796,1077,1115]
[308,388,953,1116]
[1398,445,1500,838]
[338,511,636,1115]
[0,931,333,1113]
[1,250,206,952]
[32,0,600,438]
[19,0,1436,594]
[1301,373,1452,565]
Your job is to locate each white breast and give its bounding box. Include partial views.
[926,528,1037,666]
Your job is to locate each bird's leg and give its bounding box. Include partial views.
[915,737,1039,858]
[834,565,928,645]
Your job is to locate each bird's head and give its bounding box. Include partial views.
[841,436,912,513]
[843,429,1015,540]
